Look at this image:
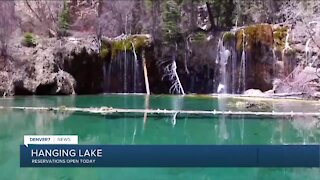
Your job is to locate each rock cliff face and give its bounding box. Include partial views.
[0,34,156,96]
[1,0,320,97]
[0,37,80,96]
[219,24,296,93]
[54,36,102,94]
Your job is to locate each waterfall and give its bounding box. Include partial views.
[216,36,231,94]
[105,42,142,94]
[305,38,312,66]
[231,37,237,94]
[235,17,238,29]
[102,61,107,92]
[282,28,291,59]
[106,59,112,92]
[284,29,290,50]
[238,29,246,93]
[216,38,224,93]
[124,45,128,92]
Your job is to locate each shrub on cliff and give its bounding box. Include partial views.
[22,32,37,47]
[58,0,71,37]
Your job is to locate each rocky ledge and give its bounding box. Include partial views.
[0,34,153,96]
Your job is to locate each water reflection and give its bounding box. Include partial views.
[0,95,320,179]
[217,95,229,143]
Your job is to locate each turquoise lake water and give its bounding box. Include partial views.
[0,95,319,180]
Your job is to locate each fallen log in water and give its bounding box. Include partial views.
[0,106,320,117]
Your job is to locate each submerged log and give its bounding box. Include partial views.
[1,106,320,117]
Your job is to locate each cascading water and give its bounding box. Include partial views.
[282,29,291,58]
[272,44,277,74]
[305,38,312,66]
[124,44,128,93]
[238,29,246,93]
[102,61,107,92]
[105,45,143,93]
[216,37,231,94]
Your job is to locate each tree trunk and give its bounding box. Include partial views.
[142,49,150,95]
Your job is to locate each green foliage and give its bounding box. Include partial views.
[192,32,207,42]
[22,32,37,47]
[198,0,235,28]
[106,35,151,58]
[100,40,110,59]
[162,0,182,43]
[58,0,71,36]
[100,48,109,59]
[211,0,235,28]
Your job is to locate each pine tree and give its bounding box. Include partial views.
[58,0,71,35]
[162,0,182,43]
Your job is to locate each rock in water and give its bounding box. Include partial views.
[243,89,265,97]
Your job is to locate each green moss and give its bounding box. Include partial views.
[109,35,151,58]
[100,41,110,58]
[192,32,207,42]
[236,24,273,51]
[100,48,109,59]
[273,27,289,51]
[223,32,235,43]
[22,32,37,47]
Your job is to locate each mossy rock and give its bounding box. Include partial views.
[223,32,235,43]
[100,41,110,59]
[100,48,110,59]
[236,24,273,52]
[273,26,289,52]
[108,35,152,58]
